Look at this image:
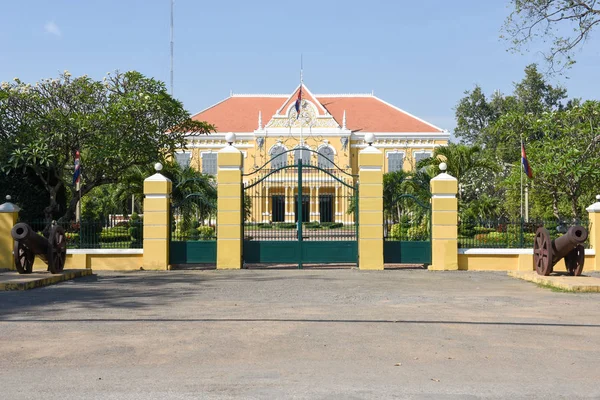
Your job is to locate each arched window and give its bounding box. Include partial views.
[318,146,335,169]
[294,146,311,165]
[270,145,287,169]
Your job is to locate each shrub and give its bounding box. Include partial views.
[304,222,320,229]
[258,224,273,229]
[407,224,429,241]
[79,220,102,248]
[473,227,495,234]
[275,223,297,229]
[320,222,344,229]
[196,225,215,240]
[390,224,404,240]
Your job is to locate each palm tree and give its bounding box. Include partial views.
[417,143,500,200]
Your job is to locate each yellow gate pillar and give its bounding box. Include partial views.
[430,163,458,270]
[586,195,600,271]
[143,163,172,270]
[0,196,20,270]
[217,134,243,270]
[358,134,384,270]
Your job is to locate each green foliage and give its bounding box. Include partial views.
[196,225,215,240]
[407,224,429,241]
[275,223,297,229]
[257,223,273,229]
[320,222,344,229]
[0,168,66,221]
[0,71,215,221]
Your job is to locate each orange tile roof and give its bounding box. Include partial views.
[319,96,442,133]
[191,88,443,133]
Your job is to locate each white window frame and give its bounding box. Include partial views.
[294,145,312,165]
[386,150,405,172]
[174,151,192,168]
[413,150,432,164]
[317,144,336,169]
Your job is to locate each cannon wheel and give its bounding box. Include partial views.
[13,241,35,274]
[47,225,66,274]
[534,227,553,276]
[564,244,585,276]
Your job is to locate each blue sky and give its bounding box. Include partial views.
[1,0,599,133]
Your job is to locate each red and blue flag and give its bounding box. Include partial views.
[521,143,533,179]
[73,150,81,186]
[294,86,302,119]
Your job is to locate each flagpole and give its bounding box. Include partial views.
[520,136,523,222]
[299,54,303,150]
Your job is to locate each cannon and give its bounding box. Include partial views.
[11,222,67,274]
[533,225,587,276]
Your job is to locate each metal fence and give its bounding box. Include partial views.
[23,218,144,249]
[458,219,590,249]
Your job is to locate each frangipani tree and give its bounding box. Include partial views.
[0,71,214,221]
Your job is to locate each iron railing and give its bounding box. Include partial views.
[243,158,358,242]
[458,218,590,248]
[22,218,143,249]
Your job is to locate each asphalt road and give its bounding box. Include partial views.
[0,269,599,399]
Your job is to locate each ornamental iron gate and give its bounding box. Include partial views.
[383,192,432,265]
[243,149,358,268]
[169,191,217,265]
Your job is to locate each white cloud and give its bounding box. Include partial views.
[44,21,61,37]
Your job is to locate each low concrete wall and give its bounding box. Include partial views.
[65,249,143,271]
[458,248,596,272]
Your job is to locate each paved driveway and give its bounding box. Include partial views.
[0,269,599,399]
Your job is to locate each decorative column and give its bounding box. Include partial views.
[358,133,384,270]
[143,163,172,270]
[429,163,458,270]
[0,196,20,270]
[586,195,600,271]
[217,133,243,270]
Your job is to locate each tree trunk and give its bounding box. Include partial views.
[570,194,579,220]
[552,194,560,220]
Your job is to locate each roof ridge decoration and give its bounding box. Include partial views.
[265,84,340,130]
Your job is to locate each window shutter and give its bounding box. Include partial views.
[388,153,403,172]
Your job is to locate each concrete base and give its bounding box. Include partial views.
[0,269,93,290]
[508,271,600,292]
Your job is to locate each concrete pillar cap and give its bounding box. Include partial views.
[0,195,20,212]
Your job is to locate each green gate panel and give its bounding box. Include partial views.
[243,241,300,264]
[384,241,431,264]
[170,241,217,264]
[301,241,357,263]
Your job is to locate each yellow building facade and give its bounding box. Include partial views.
[177,84,449,224]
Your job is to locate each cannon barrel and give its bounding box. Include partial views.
[551,225,587,265]
[11,222,49,263]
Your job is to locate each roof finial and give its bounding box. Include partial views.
[371,89,374,96]
[230,89,233,97]
[258,111,263,130]
[342,110,347,130]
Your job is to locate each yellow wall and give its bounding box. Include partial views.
[184,137,445,176]
[24,252,144,272]
[457,252,597,272]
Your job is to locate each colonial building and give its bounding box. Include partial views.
[177,84,449,224]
